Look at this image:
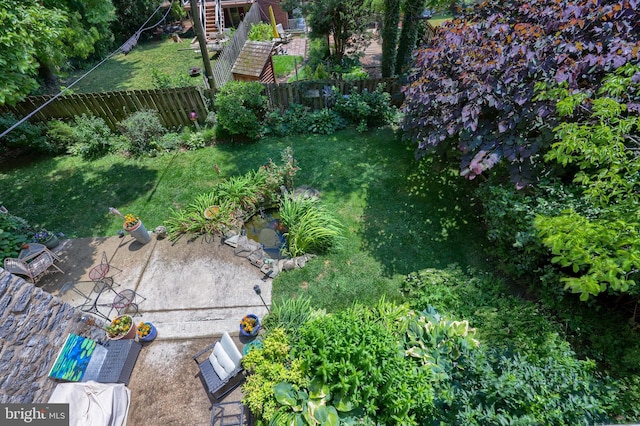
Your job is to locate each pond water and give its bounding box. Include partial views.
[243,208,287,259]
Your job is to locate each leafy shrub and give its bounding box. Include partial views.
[214,81,267,140]
[262,296,319,345]
[241,328,307,422]
[46,120,78,151]
[66,114,119,160]
[156,132,182,152]
[405,306,480,382]
[402,0,640,186]
[333,84,395,129]
[306,108,347,135]
[150,68,192,89]
[533,65,640,300]
[263,104,312,137]
[0,213,31,262]
[0,113,50,157]
[118,110,167,156]
[248,22,273,41]
[279,195,343,257]
[294,303,434,425]
[434,344,614,424]
[475,179,597,282]
[401,266,567,359]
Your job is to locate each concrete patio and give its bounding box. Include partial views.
[37,232,272,425]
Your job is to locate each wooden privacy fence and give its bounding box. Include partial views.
[263,78,402,111]
[0,78,400,129]
[210,3,261,89]
[0,86,211,130]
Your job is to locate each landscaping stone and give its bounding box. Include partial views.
[0,271,105,404]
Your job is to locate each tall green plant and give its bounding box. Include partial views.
[279,195,343,257]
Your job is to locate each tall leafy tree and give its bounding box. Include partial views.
[381,0,401,77]
[304,0,373,61]
[111,0,167,45]
[402,0,640,187]
[0,0,66,105]
[38,0,116,84]
[395,0,425,75]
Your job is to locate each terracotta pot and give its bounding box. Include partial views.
[106,315,137,340]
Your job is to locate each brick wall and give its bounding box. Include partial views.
[0,270,106,403]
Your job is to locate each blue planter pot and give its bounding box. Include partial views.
[239,314,260,337]
[139,322,157,342]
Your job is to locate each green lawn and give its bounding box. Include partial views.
[63,38,204,93]
[272,55,303,78]
[0,127,488,309]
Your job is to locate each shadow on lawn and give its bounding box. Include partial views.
[359,155,488,276]
[0,159,157,238]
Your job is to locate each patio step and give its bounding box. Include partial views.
[136,306,270,341]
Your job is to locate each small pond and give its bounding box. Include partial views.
[243,208,287,259]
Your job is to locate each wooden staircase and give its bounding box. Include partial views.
[204,1,218,35]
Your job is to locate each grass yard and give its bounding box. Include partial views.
[272,55,304,78]
[62,38,204,93]
[0,127,488,309]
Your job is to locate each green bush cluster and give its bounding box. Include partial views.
[248,22,274,41]
[0,212,32,262]
[249,297,621,424]
[42,110,216,160]
[51,115,120,160]
[214,80,267,140]
[333,84,395,130]
[117,110,167,156]
[263,104,347,137]
[0,113,52,157]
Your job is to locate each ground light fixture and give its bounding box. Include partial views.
[253,284,270,313]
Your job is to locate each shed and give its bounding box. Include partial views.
[232,41,276,84]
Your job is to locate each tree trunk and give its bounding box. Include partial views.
[190,0,216,93]
[381,0,401,78]
[395,0,426,75]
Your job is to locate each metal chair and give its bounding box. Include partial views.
[4,252,62,283]
[108,288,146,318]
[193,332,245,404]
[89,251,121,292]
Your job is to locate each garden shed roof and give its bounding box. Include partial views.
[232,41,275,78]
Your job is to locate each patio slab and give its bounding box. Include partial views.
[34,232,272,425]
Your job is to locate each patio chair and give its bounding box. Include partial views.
[4,252,63,284]
[193,332,245,403]
[88,251,121,292]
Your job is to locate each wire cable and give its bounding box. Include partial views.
[0,1,172,140]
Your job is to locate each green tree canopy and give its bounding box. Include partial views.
[0,0,66,105]
[304,0,374,61]
[0,0,115,105]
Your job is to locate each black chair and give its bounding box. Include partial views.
[193,332,245,404]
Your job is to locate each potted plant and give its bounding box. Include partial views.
[240,314,260,337]
[123,213,152,244]
[105,315,137,340]
[33,229,59,249]
[137,321,157,342]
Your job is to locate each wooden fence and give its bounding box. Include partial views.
[210,3,261,89]
[0,86,211,130]
[263,78,403,111]
[0,78,400,130]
